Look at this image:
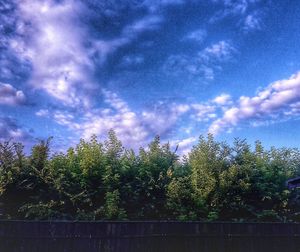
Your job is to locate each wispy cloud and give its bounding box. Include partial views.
[124,15,163,34]
[142,0,185,12]
[91,14,163,62]
[119,55,144,67]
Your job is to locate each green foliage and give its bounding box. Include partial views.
[1,131,300,222]
[104,190,126,219]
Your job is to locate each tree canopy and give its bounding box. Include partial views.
[1,130,300,222]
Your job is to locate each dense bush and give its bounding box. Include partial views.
[1,130,300,221]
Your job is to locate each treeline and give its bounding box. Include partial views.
[1,130,300,222]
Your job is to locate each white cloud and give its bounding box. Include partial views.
[142,103,190,135]
[45,91,195,149]
[35,109,49,117]
[6,2,163,110]
[210,0,249,23]
[190,103,216,121]
[91,15,163,63]
[79,91,149,148]
[163,54,214,80]
[202,66,215,80]
[45,90,149,148]
[11,0,94,107]
[243,12,262,32]
[53,111,75,126]
[169,136,198,155]
[3,0,164,110]
[164,40,236,81]
[123,15,163,35]
[184,29,207,43]
[142,0,185,12]
[210,0,265,32]
[213,93,232,105]
[209,71,300,135]
[0,82,26,105]
[199,40,236,62]
[120,55,144,67]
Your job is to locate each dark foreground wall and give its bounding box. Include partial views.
[1,221,300,252]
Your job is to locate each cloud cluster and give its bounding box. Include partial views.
[199,40,236,62]
[209,72,300,135]
[33,71,300,151]
[141,103,189,136]
[81,90,149,146]
[210,0,264,32]
[36,90,229,149]
[0,82,26,105]
[31,68,300,153]
[190,103,216,122]
[164,40,236,81]
[37,91,149,149]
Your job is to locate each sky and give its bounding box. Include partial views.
[1,0,300,154]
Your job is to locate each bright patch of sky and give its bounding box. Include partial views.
[1,0,300,153]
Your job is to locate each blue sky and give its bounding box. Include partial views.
[1,0,300,153]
